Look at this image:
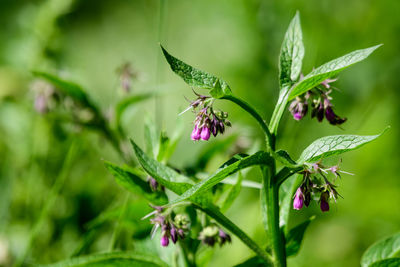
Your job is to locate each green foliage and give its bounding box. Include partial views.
[299,132,384,163]
[288,45,381,100]
[40,252,168,267]
[161,45,232,98]
[369,258,400,267]
[104,162,168,205]
[361,232,400,267]
[220,172,243,212]
[285,216,315,257]
[279,11,304,88]
[115,93,154,128]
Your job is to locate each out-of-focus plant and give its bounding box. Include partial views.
[31,12,386,267]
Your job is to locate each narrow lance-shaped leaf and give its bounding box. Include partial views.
[279,11,304,88]
[220,172,243,212]
[361,232,400,267]
[369,258,400,267]
[104,162,168,205]
[41,252,168,267]
[161,45,232,98]
[130,139,193,195]
[168,151,274,206]
[289,44,382,100]
[299,130,386,163]
[285,216,315,257]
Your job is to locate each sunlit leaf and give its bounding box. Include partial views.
[361,232,400,267]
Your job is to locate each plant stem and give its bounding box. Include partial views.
[222,95,274,152]
[269,86,290,135]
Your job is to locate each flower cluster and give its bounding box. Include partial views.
[198,225,231,247]
[184,92,231,141]
[147,206,189,247]
[293,161,350,212]
[289,78,346,125]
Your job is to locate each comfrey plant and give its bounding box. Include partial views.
[32,12,387,267]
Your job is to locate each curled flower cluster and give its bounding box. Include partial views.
[289,78,346,125]
[293,162,350,212]
[147,207,189,247]
[198,225,231,247]
[185,92,231,141]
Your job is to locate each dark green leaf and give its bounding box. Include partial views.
[104,162,168,205]
[279,11,304,88]
[361,232,400,267]
[130,139,193,195]
[41,252,168,267]
[168,151,274,206]
[369,258,400,267]
[115,93,153,127]
[275,150,298,167]
[161,45,232,98]
[299,131,386,163]
[233,256,269,267]
[220,172,243,212]
[285,216,315,257]
[288,44,381,100]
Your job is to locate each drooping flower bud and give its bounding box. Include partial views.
[219,229,231,246]
[191,125,201,141]
[199,226,219,247]
[320,191,330,212]
[293,187,305,210]
[160,234,169,247]
[177,228,185,239]
[148,177,159,191]
[324,98,346,125]
[170,227,178,244]
[200,126,210,141]
[289,97,308,121]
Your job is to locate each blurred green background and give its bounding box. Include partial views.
[0,0,399,266]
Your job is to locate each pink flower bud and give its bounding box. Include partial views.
[170,227,178,244]
[200,127,210,141]
[160,235,169,247]
[191,125,201,140]
[293,187,304,210]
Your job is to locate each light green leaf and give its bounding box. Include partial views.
[299,131,386,163]
[279,11,304,88]
[104,162,168,205]
[144,117,157,159]
[41,252,168,267]
[168,152,274,206]
[289,44,381,100]
[220,172,243,212]
[130,139,193,195]
[115,93,153,128]
[369,258,400,267]
[285,216,315,257]
[156,131,170,163]
[161,45,232,98]
[361,232,400,267]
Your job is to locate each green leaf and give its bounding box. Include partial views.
[233,256,269,267]
[285,216,315,257]
[220,172,243,212]
[369,258,400,267]
[41,252,168,267]
[156,131,170,163]
[279,174,302,230]
[32,71,94,109]
[279,11,304,88]
[130,139,193,195]
[168,151,274,206]
[161,45,232,98]
[299,131,386,163]
[144,117,158,159]
[361,232,400,267]
[288,44,381,100]
[104,162,168,205]
[115,93,153,128]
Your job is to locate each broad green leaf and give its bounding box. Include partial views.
[115,93,153,127]
[104,162,168,205]
[285,216,315,257]
[130,139,193,195]
[32,71,94,109]
[370,258,400,267]
[288,44,381,100]
[361,232,400,267]
[161,45,232,98]
[220,172,243,212]
[279,11,304,88]
[41,252,168,267]
[299,132,385,163]
[168,151,274,206]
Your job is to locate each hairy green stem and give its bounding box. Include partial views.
[195,205,274,265]
[269,87,290,135]
[222,95,274,151]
